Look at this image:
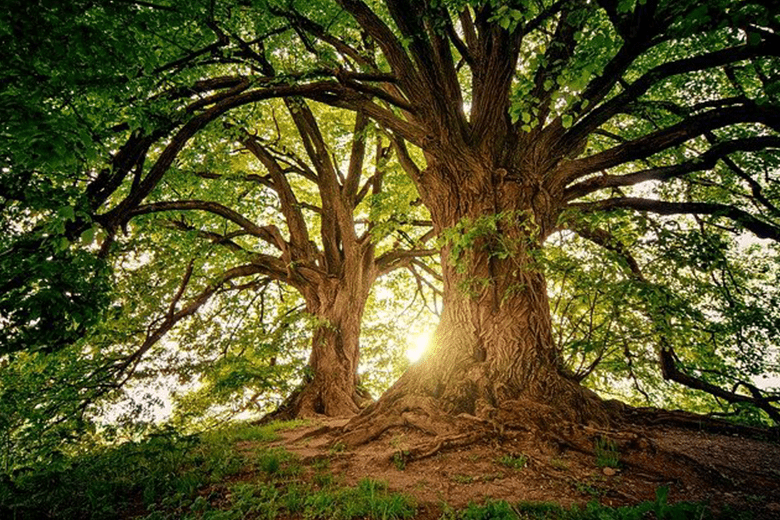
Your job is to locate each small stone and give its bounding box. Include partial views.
[603,467,617,476]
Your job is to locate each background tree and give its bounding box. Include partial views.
[0,0,437,455]
[113,98,434,418]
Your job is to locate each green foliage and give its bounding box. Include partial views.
[594,438,620,468]
[0,426,240,519]
[392,450,410,470]
[0,235,112,355]
[256,447,302,478]
[545,212,780,419]
[0,420,318,519]
[445,488,715,519]
[496,453,528,470]
[461,499,519,520]
[441,211,539,271]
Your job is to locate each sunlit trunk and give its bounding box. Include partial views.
[343,157,607,442]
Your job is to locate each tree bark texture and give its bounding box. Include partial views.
[342,154,609,444]
[289,273,375,418]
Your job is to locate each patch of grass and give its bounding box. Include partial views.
[594,437,620,468]
[461,499,518,520]
[550,457,569,471]
[497,453,528,470]
[311,456,334,487]
[392,450,410,470]
[256,447,301,479]
[444,488,718,519]
[0,420,314,520]
[222,478,415,520]
[451,474,475,484]
[329,441,346,455]
[0,427,247,520]
[573,480,605,499]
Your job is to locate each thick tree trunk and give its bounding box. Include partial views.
[342,157,609,444]
[268,270,374,420]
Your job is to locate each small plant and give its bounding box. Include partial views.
[311,457,330,472]
[451,474,475,484]
[573,480,605,499]
[515,500,565,519]
[329,441,346,455]
[496,453,528,470]
[479,472,504,482]
[460,499,517,520]
[594,436,620,468]
[550,456,569,471]
[256,447,301,478]
[392,450,410,470]
[313,471,335,487]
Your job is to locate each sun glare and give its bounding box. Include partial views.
[407,331,432,363]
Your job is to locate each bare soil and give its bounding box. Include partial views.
[242,417,780,519]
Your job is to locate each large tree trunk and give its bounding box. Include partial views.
[342,156,609,444]
[268,270,374,420]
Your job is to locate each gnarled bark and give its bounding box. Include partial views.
[342,158,611,445]
[270,276,375,419]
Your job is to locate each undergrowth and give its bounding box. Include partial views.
[0,419,416,520]
[443,487,739,520]
[1,420,729,520]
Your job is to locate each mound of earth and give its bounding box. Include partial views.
[240,417,780,519]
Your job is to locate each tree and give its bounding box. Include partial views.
[225,0,778,440]
[115,99,434,418]
[3,0,780,443]
[0,0,434,423]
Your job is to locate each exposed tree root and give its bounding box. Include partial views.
[405,431,492,462]
[338,393,456,446]
[258,378,372,423]
[623,406,779,440]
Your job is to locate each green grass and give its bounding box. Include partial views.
[0,420,305,520]
[594,437,620,468]
[0,420,416,520]
[496,453,528,470]
[0,419,729,520]
[443,487,722,519]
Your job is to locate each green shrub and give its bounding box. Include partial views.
[497,453,528,470]
[594,437,620,468]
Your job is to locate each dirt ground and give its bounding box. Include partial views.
[245,416,780,519]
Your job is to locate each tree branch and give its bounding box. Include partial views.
[564,136,780,200]
[564,105,780,182]
[127,200,287,250]
[571,197,780,241]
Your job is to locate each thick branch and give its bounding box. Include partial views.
[565,105,780,181]
[572,197,780,241]
[565,136,780,200]
[127,200,287,250]
[562,40,780,156]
